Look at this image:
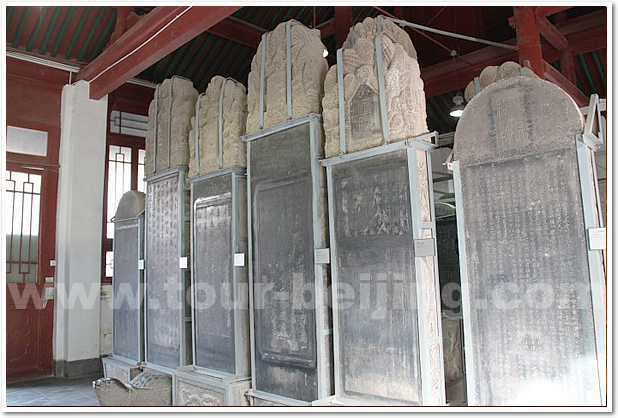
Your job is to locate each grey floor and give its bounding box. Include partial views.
[6,374,102,407]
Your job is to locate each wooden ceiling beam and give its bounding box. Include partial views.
[77,6,241,99]
[422,12,606,98]
[543,60,588,106]
[208,16,265,47]
[536,6,573,18]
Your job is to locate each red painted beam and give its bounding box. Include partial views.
[422,47,518,98]
[543,60,588,106]
[422,15,605,98]
[209,16,265,48]
[514,6,544,77]
[77,6,241,99]
[536,6,572,18]
[560,51,576,83]
[334,6,352,49]
[538,16,569,51]
[317,17,335,38]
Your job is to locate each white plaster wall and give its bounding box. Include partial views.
[54,81,107,363]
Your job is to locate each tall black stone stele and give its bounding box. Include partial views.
[452,76,606,406]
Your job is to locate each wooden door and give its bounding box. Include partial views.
[6,164,57,379]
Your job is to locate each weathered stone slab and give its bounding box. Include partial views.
[453,76,603,405]
[247,118,332,403]
[323,16,428,158]
[246,20,328,133]
[190,171,250,377]
[188,76,247,177]
[145,170,191,370]
[145,77,198,175]
[327,147,444,406]
[112,191,145,363]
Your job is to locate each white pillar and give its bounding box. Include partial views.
[54,80,107,376]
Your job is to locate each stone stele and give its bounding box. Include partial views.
[188,76,248,178]
[323,16,428,158]
[145,76,198,176]
[246,20,328,133]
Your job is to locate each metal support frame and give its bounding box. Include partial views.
[243,114,331,404]
[144,166,191,375]
[187,166,248,381]
[194,93,204,174]
[576,97,607,404]
[323,131,445,405]
[166,77,176,169]
[389,18,517,50]
[448,160,477,405]
[285,21,293,120]
[258,33,266,129]
[152,84,159,174]
[217,79,233,169]
[375,16,390,145]
[336,48,346,155]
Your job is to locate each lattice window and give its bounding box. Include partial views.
[5,171,42,283]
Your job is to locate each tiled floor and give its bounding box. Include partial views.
[6,374,102,407]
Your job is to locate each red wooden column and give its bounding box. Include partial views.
[513,6,544,76]
[334,6,352,49]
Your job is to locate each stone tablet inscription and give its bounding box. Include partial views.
[193,193,234,373]
[332,152,422,405]
[460,150,600,405]
[349,84,381,142]
[146,174,181,369]
[113,220,141,361]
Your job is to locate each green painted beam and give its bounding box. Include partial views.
[156,41,191,81]
[591,51,606,91]
[173,34,203,77]
[7,7,15,28]
[89,8,115,61]
[77,6,105,61]
[39,7,62,54]
[26,6,47,51]
[184,35,222,82]
[65,7,92,59]
[577,54,597,93]
[51,6,75,57]
[11,6,31,48]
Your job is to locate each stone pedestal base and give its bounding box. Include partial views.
[174,369,251,406]
[102,357,142,384]
[247,389,315,406]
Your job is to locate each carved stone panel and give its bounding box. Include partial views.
[146,77,198,175]
[175,377,226,406]
[188,76,247,177]
[247,20,328,133]
[323,16,428,158]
